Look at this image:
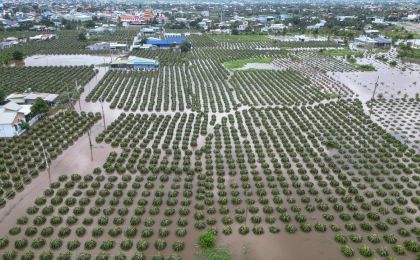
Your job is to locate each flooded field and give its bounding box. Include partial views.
[329,69,420,102]
[24,55,114,66]
[0,37,419,260]
[236,62,282,71]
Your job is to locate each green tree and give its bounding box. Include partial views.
[19,122,30,131]
[30,98,49,115]
[12,50,24,60]
[78,33,87,41]
[0,89,6,104]
[180,41,192,52]
[84,20,96,28]
[140,37,148,44]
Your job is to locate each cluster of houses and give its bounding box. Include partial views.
[0,92,58,138]
[0,36,25,49]
[86,42,128,51]
[0,33,57,50]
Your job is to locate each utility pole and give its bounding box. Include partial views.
[87,129,93,161]
[371,76,380,101]
[65,82,72,110]
[76,80,82,111]
[39,138,51,185]
[99,97,106,129]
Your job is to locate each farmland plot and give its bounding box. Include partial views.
[0,34,418,260]
[370,98,420,152]
[0,66,97,95]
[293,51,358,72]
[86,59,236,113]
[0,111,101,207]
[1,100,418,259]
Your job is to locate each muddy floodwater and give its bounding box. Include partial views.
[329,69,420,102]
[236,62,283,71]
[219,232,342,260]
[23,55,115,66]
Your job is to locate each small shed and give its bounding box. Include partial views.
[110,57,159,71]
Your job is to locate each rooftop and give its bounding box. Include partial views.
[25,93,59,102]
[111,57,159,66]
[0,110,18,125]
[3,101,22,112]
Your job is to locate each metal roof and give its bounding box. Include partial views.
[0,111,18,125]
[111,57,159,66]
[146,37,187,46]
[374,37,391,44]
[3,102,22,111]
[25,93,59,102]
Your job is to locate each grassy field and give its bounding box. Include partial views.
[223,57,273,69]
[319,48,353,56]
[381,25,420,40]
[398,48,420,59]
[356,64,376,71]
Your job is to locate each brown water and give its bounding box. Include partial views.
[24,55,114,66]
[329,69,420,102]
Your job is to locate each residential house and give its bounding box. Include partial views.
[86,42,111,51]
[269,24,287,32]
[0,102,34,137]
[355,36,391,48]
[307,20,326,30]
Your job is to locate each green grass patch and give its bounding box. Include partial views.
[196,247,232,260]
[398,48,420,59]
[319,48,353,56]
[382,25,420,40]
[356,64,376,71]
[223,57,273,69]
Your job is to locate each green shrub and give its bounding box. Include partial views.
[198,231,216,249]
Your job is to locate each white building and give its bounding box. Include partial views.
[238,24,248,31]
[29,34,57,41]
[269,24,287,32]
[0,102,34,137]
[407,14,418,21]
[336,16,357,21]
[307,20,326,30]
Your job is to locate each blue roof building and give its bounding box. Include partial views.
[146,37,188,48]
[42,11,53,20]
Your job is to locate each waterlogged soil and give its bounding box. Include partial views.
[219,232,342,260]
[236,62,283,71]
[0,70,346,260]
[1,51,419,260]
[328,69,420,102]
[24,55,114,66]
